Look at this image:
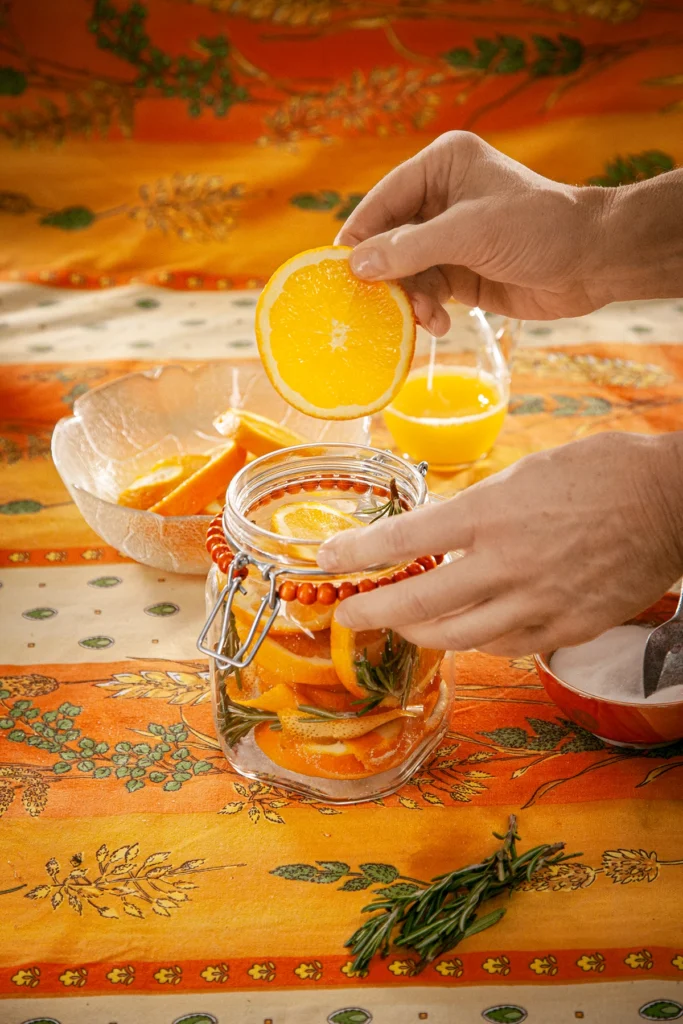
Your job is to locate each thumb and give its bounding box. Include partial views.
[349,202,486,281]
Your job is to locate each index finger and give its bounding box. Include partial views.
[335,151,427,246]
[317,496,473,574]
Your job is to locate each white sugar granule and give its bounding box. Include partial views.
[550,625,683,705]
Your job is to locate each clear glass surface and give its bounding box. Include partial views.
[384,305,514,472]
[205,445,454,803]
[51,363,370,574]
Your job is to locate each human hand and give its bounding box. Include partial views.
[337,131,610,332]
[318,433,683,657]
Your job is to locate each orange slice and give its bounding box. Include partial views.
[149,442,246,517]
[331,620,444,700]
[232,575,334,633]
[295,684,359,713]
[330,620,388,698]
[202,499,224,516]
[213,408,305,458]
[270,501,362,562]
[234,617,339,687]
[254,723,370,779]
[118,454,209,510]
[256,246,416,420]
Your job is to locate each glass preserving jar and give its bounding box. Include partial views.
[198,443,454,804]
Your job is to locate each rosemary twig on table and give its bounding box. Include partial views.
[353,630,419,715]
[345,814,579,974]
[355,477,403,523]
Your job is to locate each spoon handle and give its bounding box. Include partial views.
[673,584,683,622]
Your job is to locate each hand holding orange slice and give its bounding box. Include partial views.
[256,246,415,420]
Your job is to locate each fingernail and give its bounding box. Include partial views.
[427,315,442,337]
[317,543,339,572]
[350,248,387,279]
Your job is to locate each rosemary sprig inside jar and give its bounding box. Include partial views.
[217,689,281,748]
[354,481,421,714]
[353,631,419,715]
[345,814,579,973]
[355,476,403,523]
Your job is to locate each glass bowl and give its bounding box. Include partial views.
[534,595,683,749]
[51,363,370,574]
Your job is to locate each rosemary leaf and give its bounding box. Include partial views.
[352,630,419,713]
[216,687,280,748]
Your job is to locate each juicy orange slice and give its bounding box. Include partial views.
[254,723,370,779]
[213,408,305,458]
[331,620,444,700]
[234,617,339,687]
[330,620,387,698]
[256,246,416,420]
[232,575,334,633]
[118,454,209,510]
[149,442,246,517]
[271,501,362,563]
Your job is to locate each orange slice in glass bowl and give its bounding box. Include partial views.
[213,408,305,458]
[118,453,209,510]
[270,501,362,562]
[256,246,416,420]
[149,442,246,517]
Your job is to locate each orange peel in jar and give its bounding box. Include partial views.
[231,682,299,712]
[331,620,444,700]
[255,246,415,420]
[277,706,412,742]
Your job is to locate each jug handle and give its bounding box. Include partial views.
[494,318,522,366]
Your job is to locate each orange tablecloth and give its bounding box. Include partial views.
[1,284,683,1023]
[1,0,683,291]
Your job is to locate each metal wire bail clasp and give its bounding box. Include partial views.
[197,553,282,671]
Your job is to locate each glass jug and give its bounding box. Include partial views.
[383,305,519,471]
[198,443,455,804]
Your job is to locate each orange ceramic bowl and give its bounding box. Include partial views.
[534,594,683,748]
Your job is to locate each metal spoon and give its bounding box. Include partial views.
[642,589,683,697]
